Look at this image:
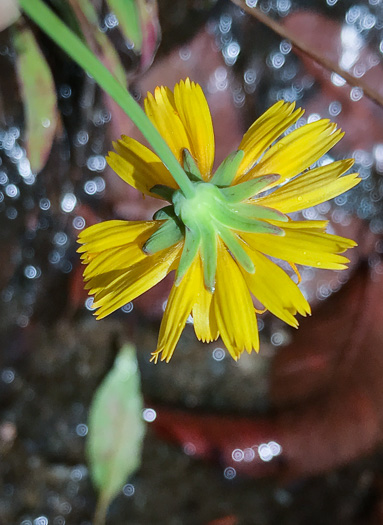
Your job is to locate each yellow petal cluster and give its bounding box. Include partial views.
[78,78,360,362]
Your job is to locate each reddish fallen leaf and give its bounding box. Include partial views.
[151,258,383,480]
[207,516,238,525]
[282,11,383,152]
[106,0,161,73]
[13,24,58,174]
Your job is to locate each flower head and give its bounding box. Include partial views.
[78,79,360,362]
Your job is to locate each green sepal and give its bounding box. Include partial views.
[150,184,176,201]
[216,226,255,274]
[199,222,217,292]
[219,173,280,202]
[183,149,203,181]
[153,205,175,220]
[213,207,285,235]
[143,218,183,255]
[175,227,201,285]
[230,202,288,222]
[210,150,244,186]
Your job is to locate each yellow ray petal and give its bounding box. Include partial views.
[241,229,356,269]
[268,219,329,231]
[152,255,200,363]
[241,120,344,187]
[91,242,182,319]
[77,220,159,254]
[173,78,215,179]
[83,244,146,280]
[144,86,191,164]
[92,242,181,301]
[235,101,304,179]
[107,136,178,198]
[192,256,219,343]
[240,245,311,327]
[213,240,259,359]
[257,159,360,213]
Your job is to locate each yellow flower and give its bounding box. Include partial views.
[78,78,360,363]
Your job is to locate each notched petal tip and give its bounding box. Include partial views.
[150,351,160,364]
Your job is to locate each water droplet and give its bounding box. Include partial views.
[60,193,77,213]
[123,483,135,497]
[350,86,364,101]
[121,302,133,313]
[224,466,236,479]
[142,408,156,422]
[232,448,244,462]
[75,424,88,437]
[212,347,225,361]
[39,198,50,210]
[5,184,19,198]
[73,216,85,230]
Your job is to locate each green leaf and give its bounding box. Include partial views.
[213,206,285,235]
[215,226,255,274]
[175,226,201,285]
[183,148,203,181]
[230,202,288,222]
[200,222,217,292]
[106,0,142,50]
[143,217,183,254]
[219,173,280,202]
[19,0,195,198]
[210,150,244,186]
[50,0,84,38]
[86,344,145,522]
[73,0,126,85]
[13,26,58,173]
[106,0,161,71]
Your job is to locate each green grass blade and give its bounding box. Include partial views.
[18,0,195,197]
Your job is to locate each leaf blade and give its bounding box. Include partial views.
[13,26,58,173]
[86,344,145,507]
[106,0,161,72]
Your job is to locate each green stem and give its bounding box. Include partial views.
[18,0,195,198]
[93,491,109,525]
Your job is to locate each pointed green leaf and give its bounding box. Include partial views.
[19,0,195,198]
[153,205,175,220]
[143,217,183,254]
[230,202,288,222]
[219,174,280,202]
[86,344,145,512]
[13,26,58,173]
[50,0,84,37]
[200,223,217,292]
[175,227,201,285]
[106,0,142,49]
[210,150,244,186]
[183,149,203,181]
[217,226,255,273]
[213,207,285,235]
[74,0,126,85]
[105,0,161,72]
